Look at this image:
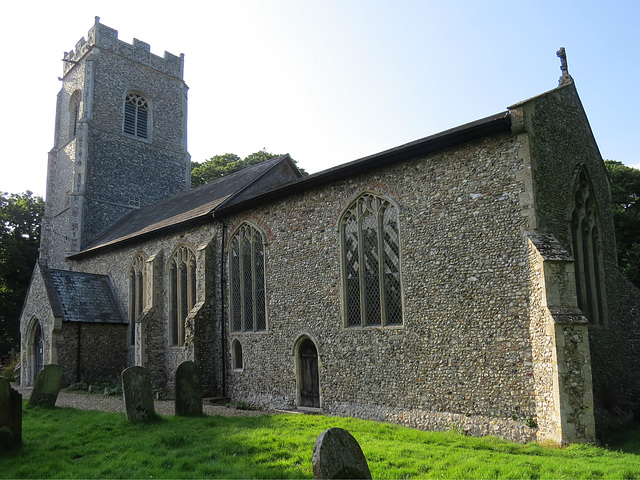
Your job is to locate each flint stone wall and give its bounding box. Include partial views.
[521,84,640,430]
[57,323,127,386]
[69,223,223,393]
[43,20,189,266]
[225,132,540,441]
[19,266,54,386]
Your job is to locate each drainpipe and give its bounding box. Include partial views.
[216,217,227,397]
[76,323,82,383]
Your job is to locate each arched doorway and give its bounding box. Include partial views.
[298,338,320,408]
[30,320,44,384]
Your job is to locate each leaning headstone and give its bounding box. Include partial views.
[122,366,157,422]
[29,364,63,407]
[312,427,372,479]
[0,377,22,446]
[175,361,203,417]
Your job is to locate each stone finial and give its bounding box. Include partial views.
[556,47,574,86]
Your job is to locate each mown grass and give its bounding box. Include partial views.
[1,405,639,479]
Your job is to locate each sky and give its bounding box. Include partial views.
[1,0,638,197]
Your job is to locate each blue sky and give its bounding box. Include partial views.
[1,0,638,196]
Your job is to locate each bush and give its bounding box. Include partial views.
[0,356,20,382]
[65,382,89,392]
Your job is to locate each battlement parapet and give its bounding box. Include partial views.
[62,17,184,79]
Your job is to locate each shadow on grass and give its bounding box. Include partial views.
[600,423,640,455]
[4,405,640,479]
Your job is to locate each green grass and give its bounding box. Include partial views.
[1,406,639,479]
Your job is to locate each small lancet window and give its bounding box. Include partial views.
[229,223,266,333]
[571,168,607,326]
[232,340,243,370]
[124,92,149,139]
[340,193,403,327]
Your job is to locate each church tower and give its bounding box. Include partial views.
[40,17,190,268]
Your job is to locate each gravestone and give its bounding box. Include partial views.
[29,364,63,407]
[312,427,372,479]
[175,361,203,417]
[122,366,157,422]
[0,377,22,446]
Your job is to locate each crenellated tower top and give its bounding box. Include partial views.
[62,16,184,79]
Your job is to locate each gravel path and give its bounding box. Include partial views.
[14,386,270,417]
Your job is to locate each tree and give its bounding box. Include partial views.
[0,191,44,356]
[604,160,640,287]
[191,149,307,188]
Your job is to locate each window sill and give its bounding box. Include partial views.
[343,325,404,331]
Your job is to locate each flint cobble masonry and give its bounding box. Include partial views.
[19,20,640,445]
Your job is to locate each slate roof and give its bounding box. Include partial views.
[71,112,512,258]
[216,111,513,216]
[77,155,295,255]
[43,268,126,324]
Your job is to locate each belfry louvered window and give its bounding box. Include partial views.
[124,92,149,138]
[128,255,146,346]
[169,246,197,346]
[571,168,607,326]
[230,224,266,332]
[341,193,403,327]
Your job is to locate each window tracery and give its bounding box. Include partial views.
[340,193,403,327]
[124,92,149,139]
[571,168,607,326]
[169,246,196,346]
[128,255,146,346]
[229,223,266,332]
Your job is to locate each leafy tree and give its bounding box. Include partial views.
[191,149,307,188]
[604,160,640,287]
[0,191,44,356]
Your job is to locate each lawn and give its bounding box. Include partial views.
[1,405,639,479]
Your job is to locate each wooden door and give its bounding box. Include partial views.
[299,339,320,408]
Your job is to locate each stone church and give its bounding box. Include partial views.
[19,19,640,444]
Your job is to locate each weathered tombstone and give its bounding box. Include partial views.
[312,427,372,479]
[175,361,203,417]
[29,364,63,407]
[121,366,157,422]
[0,377,22,446]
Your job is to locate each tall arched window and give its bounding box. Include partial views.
[169,246,197,346]
[69,90,81,139]
[340,193,403,327]
[124,92,149,139]
[128,255,146,346]
[229,223,266,332]
[571,167,607,326]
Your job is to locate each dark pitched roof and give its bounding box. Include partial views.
[71,112,512,258]
[216,111,513,216]
[74,155,297,256]
[44,268,126,324]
